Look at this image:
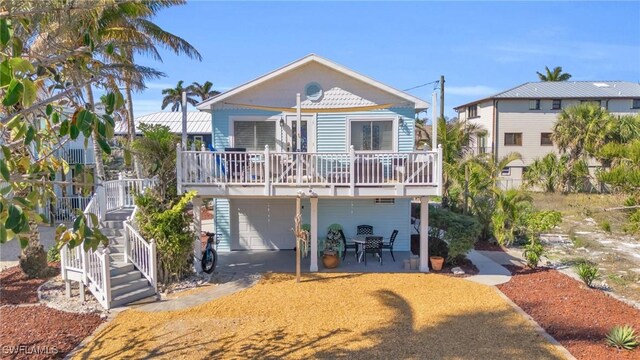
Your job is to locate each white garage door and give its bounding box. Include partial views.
[232,199,296,250]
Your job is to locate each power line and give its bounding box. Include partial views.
[403,80,440,92]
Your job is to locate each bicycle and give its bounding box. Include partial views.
[201,232,219,274]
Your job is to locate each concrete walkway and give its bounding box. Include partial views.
[464,250,512,286]
[135,272,261,312]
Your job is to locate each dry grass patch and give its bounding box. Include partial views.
[74,273,566,359]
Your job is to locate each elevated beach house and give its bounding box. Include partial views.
[180,54,442,272]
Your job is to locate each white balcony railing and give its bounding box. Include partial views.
[178,145,442,195]
[56,147,95,165]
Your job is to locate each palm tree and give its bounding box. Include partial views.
[536,66,572,81]
[523,153,567,192]
[491,188,532,245]
[189,81,220,102]
[553,102,611,190]
[161,81,198,111]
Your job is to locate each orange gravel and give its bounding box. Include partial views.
[73,273,567,359]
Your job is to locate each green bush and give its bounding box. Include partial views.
[606,325,639,350]
[575,262,599,287]
[522,241,545,268]
[600,220,612,233]
[428,236,449,259]
[47,245,60,262]
[429,206,481,263]
[136,190,196,284]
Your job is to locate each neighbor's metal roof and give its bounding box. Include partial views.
[454,81,640,109]
[114,111,211,135]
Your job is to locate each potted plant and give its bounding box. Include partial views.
[428,236,449,271]
[321,224,344,269]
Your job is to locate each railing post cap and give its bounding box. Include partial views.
[102,247,110,255]
[264,144,269,150]
[150,238,156,244]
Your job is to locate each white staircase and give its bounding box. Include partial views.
[60,177,158,310]
[103,209,157,308]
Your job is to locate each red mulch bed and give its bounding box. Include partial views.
[474,240,506,252]
[498,265,640,360]
[0,305,103,360]
[0,263,59,305]
[0,265,104,360]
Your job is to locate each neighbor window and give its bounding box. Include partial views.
[233,121,276,151]
[350,120,393,151]
[529,99,541,110]
[540,132,553,146]
[374,198,395,205]
[552,99,562,110]
[504,133,522,146]
[467,105,478,118]
[501,167,511,176]
[633,99,640,109]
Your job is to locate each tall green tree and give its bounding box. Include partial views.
[188,81,220,102]
[524,153,567,192]
[536,66,572,81]
[161,80,197,111]
[552,102,611,190]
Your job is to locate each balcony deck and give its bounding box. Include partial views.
[177,148,442,198]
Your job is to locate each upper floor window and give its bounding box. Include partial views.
[504,132,522,146]
[350,119,394,151]
[501,167,511,176]
[633,99,640,109]
[529,99,541,110]
[234,121,276,151]
[467,105,478,118]
[552,99,562,110]
[540,132,553,146]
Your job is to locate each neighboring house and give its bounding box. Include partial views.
[115,111,212,148]
[454,81,640,188]
[179,54,442,272]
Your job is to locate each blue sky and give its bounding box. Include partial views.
[133,1,640,119]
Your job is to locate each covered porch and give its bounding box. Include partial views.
[216,249,418,274]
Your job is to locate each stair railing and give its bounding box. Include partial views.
[60,194,112,309]
[123,206,158,292]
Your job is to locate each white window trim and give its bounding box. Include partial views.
[346,116,398,153]
[228,115,278,151]
[193,135,204,142]
[375,198,395,205]
[501,167,511,176]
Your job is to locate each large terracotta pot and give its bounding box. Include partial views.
[322,251,340,269]
[430,256,445,271]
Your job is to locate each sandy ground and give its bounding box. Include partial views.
[73,273,566,359]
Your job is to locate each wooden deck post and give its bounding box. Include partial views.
[118,172,125,208]
[264,145,270,196]
[349,145,355,196]
[310,196,318,272]
[176,143,182,195]
[295,196,301,282]
[192,197,203,273]
[419,196,430,272]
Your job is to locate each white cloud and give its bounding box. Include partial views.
[447,85,499,97]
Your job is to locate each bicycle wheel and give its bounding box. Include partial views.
[201,248,217,274]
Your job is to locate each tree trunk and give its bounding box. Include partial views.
[125,82,143,178]
[85,85,106,181]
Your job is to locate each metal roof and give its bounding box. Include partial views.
[454,81,640,109]
[114,111,211,135]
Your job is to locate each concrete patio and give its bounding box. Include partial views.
[217,250,419,274]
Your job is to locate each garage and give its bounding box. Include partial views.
[231,199,296,250]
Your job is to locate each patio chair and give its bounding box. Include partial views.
[357,225,373,236]
[340,229,358,261]
[364,236,383,266]
[382,230,399,262]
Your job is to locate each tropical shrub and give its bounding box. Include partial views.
[575,262,599,287]
[429,206,481,263]
[428,236,449,259]
[132,124,179,202]
[491,189,533,245]
[522,241,545,268]
[606,325,639,350]
[136,190,196,284]
[47,244,61,263]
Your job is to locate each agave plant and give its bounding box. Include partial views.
[606,325,639,350]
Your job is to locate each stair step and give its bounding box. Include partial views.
[110,286,156,308]
[109,253,125,264]
[110,270,142,287]
[101,228,124,237]
[111,278,151,298]
[104,221,124,229]
[109,245,125,253]
[110,263,134,276]
[105,209,134,221]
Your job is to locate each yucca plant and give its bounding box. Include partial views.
[606,325,639,350]
[575,262,599,287]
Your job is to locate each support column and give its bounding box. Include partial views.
[310,197,318,272]
[192,197,203,272]
[419,197,430,272]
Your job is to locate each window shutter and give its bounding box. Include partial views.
[234,122,254,150]
[255,122,275,150]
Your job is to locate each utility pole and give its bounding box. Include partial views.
[439,75,445,121]
[181,91,188,149]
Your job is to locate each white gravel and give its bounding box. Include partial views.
[38,276,109,317]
